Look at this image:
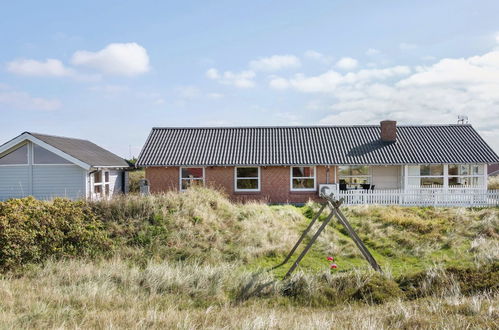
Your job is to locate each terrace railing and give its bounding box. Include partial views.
[337,188,499,207]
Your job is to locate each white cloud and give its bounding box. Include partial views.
[6,58,73,77]
[314,49,499,151]
[495,32,499,44]
[304,50,334,64]
[269,66,411,93]
[399,42,417,51]
[249,55,301,71]
[0,89,61,111]
[71,42,150,76]
[366,48,380,56]
[206,68,220,79]
[335,57,358,70]
[205,68,256,88]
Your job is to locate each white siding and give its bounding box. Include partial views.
[109,169,123,196]
[32,165,86,200]
[0,166,30,200]
[372,165,401,189]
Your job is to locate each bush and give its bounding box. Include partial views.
[0,197,112,271]
[128,170,145,193]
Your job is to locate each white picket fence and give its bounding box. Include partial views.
[336,188,499,207]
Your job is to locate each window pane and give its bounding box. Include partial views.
[0,144,28,165]
[473,177,484,186]
[181,178,203,190]
[420,177,443,186]
[236,179,258,190]
[342,177,369,185]
[94,171,102,183]
[430,165,443,176]
[472,165,483,175]
[181,168,203,178]
[105,184,110,196]
[33,144,71,164]
[408,166,420,176]
[292,166,314,177]
[351,165,369,175]
[338,166,351,176]
[448,165,459,176]
[95,185,102,193]
[420,165,430,176]
[105,171,110,182]
[459,165,469,175]
[236,167,258,178]
[292,178,315,189]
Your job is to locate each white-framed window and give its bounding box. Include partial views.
[338,165,371,188]
[290,166,316,191]
[448,164,484,187]
[410,164,444,186]
[94,170,110,197]
[407,164,485,187]
[0,144,28,166]
[180,167,205,191]
[234,167,260,192]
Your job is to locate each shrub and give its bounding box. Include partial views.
[0,197,112,271]
[128,170,145,193]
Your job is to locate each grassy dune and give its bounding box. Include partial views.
[0,188,498,328]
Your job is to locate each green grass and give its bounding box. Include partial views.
[247,202,498,278]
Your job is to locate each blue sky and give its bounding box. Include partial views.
[1,0,499,157]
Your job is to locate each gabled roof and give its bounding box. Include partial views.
[0,132,129,169]
[137,125,499,167]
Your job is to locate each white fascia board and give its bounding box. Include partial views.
[0,133,91,170]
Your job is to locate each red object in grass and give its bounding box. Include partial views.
[327,256,334,261]
[330,263,338,269]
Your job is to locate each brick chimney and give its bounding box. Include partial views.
[380,120,397,142]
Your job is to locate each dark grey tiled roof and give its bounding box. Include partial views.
[29,132,129,168]
[137,125,499,166]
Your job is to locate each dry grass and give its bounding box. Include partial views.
[92,187,302,264]
[489,175,499,189]
[0,258,497,329]
[1,188,498,328]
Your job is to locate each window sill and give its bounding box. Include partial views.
[290,190,317,195]
[234,191,261,195]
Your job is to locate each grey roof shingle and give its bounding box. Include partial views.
[136,125,499,167]
[29,132,129,168]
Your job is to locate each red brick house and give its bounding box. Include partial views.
[136,121,499,204]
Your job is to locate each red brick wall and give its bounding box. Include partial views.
[145,165,337,204]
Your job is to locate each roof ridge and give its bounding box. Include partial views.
[151,124,473,129]
[27,131,92,143]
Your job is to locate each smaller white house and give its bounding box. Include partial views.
[0,132,130,201]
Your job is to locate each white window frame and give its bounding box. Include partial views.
[93,170,111,198]
[234,166,260,192]
[447,164,485,187]
[290,166,317,191]
[179,167,205,191]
